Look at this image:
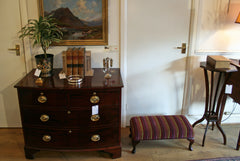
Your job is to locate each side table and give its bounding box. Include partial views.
[192,62,237,146]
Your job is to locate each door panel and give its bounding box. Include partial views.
[126,0,190,120]
[0,1,26,127]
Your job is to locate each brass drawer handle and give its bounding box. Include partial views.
[67,111,71,114]
[90,92,100,104]
[40,114,49,122]
[38,92,47,103]
[42,135,51,142]
[91,134,100,142]
[91,114,100,122]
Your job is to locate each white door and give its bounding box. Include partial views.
[0,1,27,127]
[126,0,191,120]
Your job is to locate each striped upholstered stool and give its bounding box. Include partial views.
[130,115,194,153]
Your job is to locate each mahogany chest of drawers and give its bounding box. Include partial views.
[14,68,123,159]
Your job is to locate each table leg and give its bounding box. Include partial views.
[192,116,205,128]
[236,130,240,150]
[202,121,210,147]
[216,121,226,145]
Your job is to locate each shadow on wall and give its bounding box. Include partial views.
[165,56,189,114]
[1,79,23,127]
[125,55,206,124]
[166,56,206,115]
[126,55,204,120]
[187,56,206,104]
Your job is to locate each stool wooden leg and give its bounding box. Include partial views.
[236,131,240,150]
[188,138,194,151]
[129,127,132,138]
[131,140,140,154]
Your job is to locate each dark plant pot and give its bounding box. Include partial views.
[35,54,54,77]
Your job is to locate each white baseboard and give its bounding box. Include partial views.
[186,114,240,125]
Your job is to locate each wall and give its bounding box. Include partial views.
[125,0,191,125]
[195,0,240,52]
[185,0,240,124]
[25,0,120,69]
[22,0,240,127]
[23,0,126,125]
[125,0,240,126]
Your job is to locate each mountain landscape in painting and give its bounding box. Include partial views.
[45,7,103,40]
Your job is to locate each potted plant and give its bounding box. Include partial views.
[19,15,63,77]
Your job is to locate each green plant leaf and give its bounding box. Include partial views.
[18,15,63,54]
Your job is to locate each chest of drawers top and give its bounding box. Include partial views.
[14,68,123,90]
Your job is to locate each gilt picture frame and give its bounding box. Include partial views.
[39,0,108,46]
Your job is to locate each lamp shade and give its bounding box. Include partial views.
[236,12,240,23]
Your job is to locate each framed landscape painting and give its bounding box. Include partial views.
[39,0,108,46]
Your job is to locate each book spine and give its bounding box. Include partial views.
[84,50,94,76]
[66,48,73,76]
[78,47,85,77]
[72,48,79,75]
[207,56,216,68]
[62,51,67,73]
[85,51,90,73]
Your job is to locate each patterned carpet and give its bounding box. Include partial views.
[190,156,240,161]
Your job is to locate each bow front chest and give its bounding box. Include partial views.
[14,68,123,159]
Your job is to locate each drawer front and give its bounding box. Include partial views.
[24,127,120,149]
[69,89,121,107]
[21,105,120,127]
[21,108,68,127]
[18,89,66,106]
[67,105,120,127]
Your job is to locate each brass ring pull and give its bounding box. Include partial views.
[42,135,51,142]
[68,130,72,134]
[91,134,100,142]
[90,92,100,104]
[67,111,71,114]
[91,114,100,122]
[40,114,49,122]
[38,92,47,103]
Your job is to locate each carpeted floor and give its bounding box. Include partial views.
[189,156,240,161]
[0,124,240,161]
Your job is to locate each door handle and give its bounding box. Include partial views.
[8,45,20,56]
[177,43,186,54]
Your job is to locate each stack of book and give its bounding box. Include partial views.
[206,55,230,69]
[62,47,94,77]
[62,47,85,77]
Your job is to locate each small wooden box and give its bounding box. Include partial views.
[207,55,230,69]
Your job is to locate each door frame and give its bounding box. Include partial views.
[120,0,128,127]
[181,0,198,115]
[19,0,33,73]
